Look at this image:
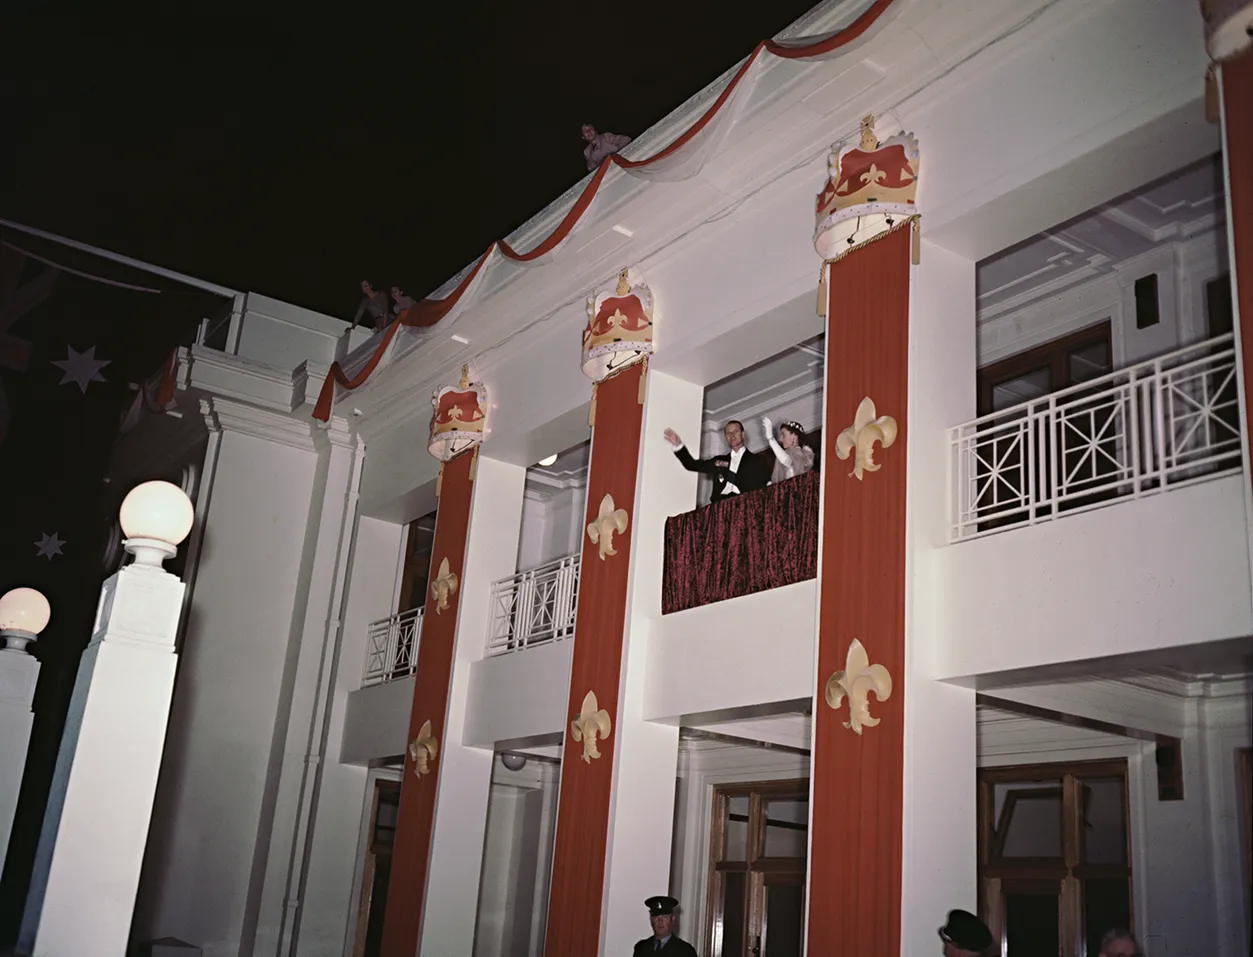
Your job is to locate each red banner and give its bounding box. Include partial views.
[544,362,647,956]
[808,224,912,953]
[1222,52,1253,508]
[379,449,477,956]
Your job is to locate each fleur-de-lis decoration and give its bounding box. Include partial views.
[431,557,458,614]
[824,638,893,734]
[408,719,439,777]
[570,690,612,763]
[835,396,898,480]
[586,493,629,561]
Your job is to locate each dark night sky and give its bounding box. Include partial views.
[1,6,820,319]
[0,6,821,942]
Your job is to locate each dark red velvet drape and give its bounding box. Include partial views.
[379,450,477,957]
[661,470,820,614]
[807,224,911,955]
[544,363,646,957]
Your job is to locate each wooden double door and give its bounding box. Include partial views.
[707,780,808,957]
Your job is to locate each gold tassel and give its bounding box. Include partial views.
[436,462,445,499]
[1205,65,1220,123]
[588,381,598,427]
[469,448,478,482]
[911,217,922,265]
[638,357,649,405]
[817,261,828,317]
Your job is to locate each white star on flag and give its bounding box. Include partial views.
[52,345,110,393]
[34,532,65,560]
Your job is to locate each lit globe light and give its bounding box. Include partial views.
[500,753,528,772]
[537,454,559,467]
[0,586,51,653]
[119,480,195,567]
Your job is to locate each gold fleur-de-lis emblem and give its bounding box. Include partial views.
[824,639,892,734]
[570,690,612,763]
[835,396,898,480]
[586,493,629,561]
[431,557,458,614]
[408,719,439,777]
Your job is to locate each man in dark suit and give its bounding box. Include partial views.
[633,896,697,955]
[663,419,771,504]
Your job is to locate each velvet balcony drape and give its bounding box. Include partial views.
[661,469,820,614]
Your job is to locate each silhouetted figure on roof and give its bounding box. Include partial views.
[351,280,391,330]
[582,124,632,171]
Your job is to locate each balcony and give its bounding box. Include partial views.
[361,607,423,687]
[948,335,1242,542]
[486,555,580,656]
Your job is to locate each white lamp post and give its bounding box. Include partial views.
[0,587,50,873]
[18,480,194,957]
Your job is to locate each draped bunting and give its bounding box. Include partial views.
[379,449,477,956]
[544,362,646,956]
[311,0,898,422]
[807,223,911,955]
[661,470,820,614]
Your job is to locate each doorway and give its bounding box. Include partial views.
[706,780,808,957]
[978,760,1132,957]
[352,776,401,957]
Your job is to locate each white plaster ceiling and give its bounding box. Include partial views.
[976,155,1225,321]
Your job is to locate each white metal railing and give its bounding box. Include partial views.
[362,607,424,687]
[949,334,1243,541]
[486,554,581,656]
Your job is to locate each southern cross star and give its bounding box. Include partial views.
[34,532,65,560]
[51,345,110,393]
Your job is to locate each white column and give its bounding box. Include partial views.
[600,370,701,954]
[18,555,186,957]
[420,455,527,953]
[0,647,39,868]
[902,241,979,953]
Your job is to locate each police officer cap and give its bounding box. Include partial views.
[646,896,678,917]
[938,910,993,953]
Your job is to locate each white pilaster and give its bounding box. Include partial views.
[600,371,702,954]
[420,455,527,953]
[0,648,39,870]
[902,241,979,952]
[18,559,186,957]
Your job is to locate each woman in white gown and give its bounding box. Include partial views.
[761,417,815,484]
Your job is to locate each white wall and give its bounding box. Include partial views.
[515,484,588,573]
[934,475,1252,681]
[132,425,318,957]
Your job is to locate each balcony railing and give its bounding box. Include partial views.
[362,607,423,687]
[486,554,580,656]
[949,334,1242,541]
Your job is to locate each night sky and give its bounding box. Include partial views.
[0,5,819,944]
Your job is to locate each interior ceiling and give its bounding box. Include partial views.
[528,158,1224,486]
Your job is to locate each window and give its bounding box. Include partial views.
[707,780,808,957]
[1205,274,1234,338]
[1134,274,1160,329]
[979,761,1132,957]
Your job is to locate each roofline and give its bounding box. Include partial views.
[0,217,241,299]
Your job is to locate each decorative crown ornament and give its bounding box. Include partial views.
[582,267,655,383]
[1199,0,1253,62]
[814,114,919,262]
[429,363,488,462]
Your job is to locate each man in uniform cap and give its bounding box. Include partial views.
[939,909,994,956]
[633,896,697,955]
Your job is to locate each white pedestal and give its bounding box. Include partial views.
[0,648,40,870]
[17,560,185,957]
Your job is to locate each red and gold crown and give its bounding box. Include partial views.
[582,266,655,382]
[814,115,919,260]
[429,364,488,461]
